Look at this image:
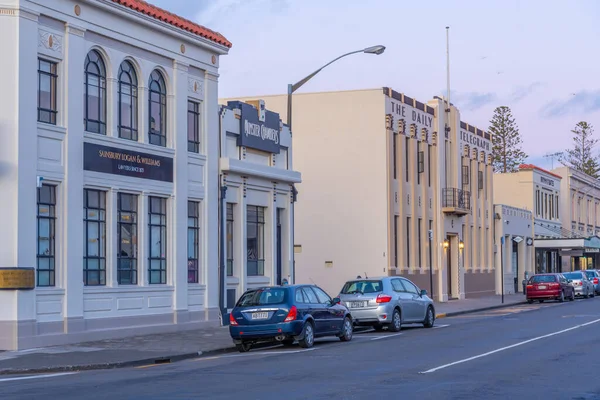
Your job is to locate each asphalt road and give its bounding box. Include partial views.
[3,298,600,400]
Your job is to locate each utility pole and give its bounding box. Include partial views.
[543,152,563,169]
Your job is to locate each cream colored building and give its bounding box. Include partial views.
[493,205,535,295]
[223,88,495,302]
[551,166,600,270]
[494,165,563,273]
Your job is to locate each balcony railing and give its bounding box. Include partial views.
[442,188,471,214]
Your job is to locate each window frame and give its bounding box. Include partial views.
[84,50,107,134]
[187,100,201,153]
[83,189,107,286]
[148,196,168,284]
[38,58,58,125]
[148,70,167,147]
[187,200,200,284]
[117,193,138,285]
[478,169,484,191]
[226,203,234,276]
[246,205,265,276]
[117,60,139,141]
[37,184,57,287]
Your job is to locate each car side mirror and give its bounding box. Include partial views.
[332,297,341,305]
[420,289,427,297]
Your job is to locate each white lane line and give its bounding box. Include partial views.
[419,317,600,374]
[433,324,450,329]
[0,372,78,383]
[370,333,403,341]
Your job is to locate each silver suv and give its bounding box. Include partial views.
[338,277,435,331]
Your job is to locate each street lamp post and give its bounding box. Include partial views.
[286,45,385,284]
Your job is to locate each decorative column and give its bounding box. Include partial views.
[172,61,189,323]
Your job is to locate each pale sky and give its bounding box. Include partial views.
[152,0,600,170]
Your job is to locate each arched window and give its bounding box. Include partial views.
[84,50,107,134]
[148,70,167,147]
[118,61,138,141]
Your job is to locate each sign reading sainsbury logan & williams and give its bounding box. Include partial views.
[229,101,281,154]
[83,142,174,182]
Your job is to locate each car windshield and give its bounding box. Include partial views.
[236,288,288,307]
[585,271,597,278]
[530,275,556,283]
[341,280,383,294]
[563,272,583,280]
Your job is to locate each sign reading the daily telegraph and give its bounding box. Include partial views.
[385,96,433,144]
[459,122,491,152]
[83,142,174,182]
[229,101,281,154]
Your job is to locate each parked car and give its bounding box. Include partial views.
[525,273,575,303]
[562,271,595,298]
[584,270,600,295]
[229,285,353,352]
[338,276,435,331]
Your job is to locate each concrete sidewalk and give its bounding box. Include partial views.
[0,293,526,375]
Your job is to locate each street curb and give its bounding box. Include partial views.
[435,300,528,319]
[0,345,238,376]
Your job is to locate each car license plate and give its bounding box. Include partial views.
[538,285,547,289]
[350,301,365,308]
[251,312,269,320]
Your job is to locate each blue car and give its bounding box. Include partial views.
[229,285,353,352]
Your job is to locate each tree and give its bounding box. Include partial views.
[489,106,528,173]
[560,121,600,178]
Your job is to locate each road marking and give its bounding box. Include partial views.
[419,317,600,374]
[433,324,450,329]
[0,372,78,383]
[369,333,403,341]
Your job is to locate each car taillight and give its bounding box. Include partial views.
[526,285,533,289]
[284,306,297,322]
[549,283,560,288]
[376,294,392,303]
[229,313,238,326]
[594,278,598,284]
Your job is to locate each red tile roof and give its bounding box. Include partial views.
[519,164,562,179]
[111,0,232,48]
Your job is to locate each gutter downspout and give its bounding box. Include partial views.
[218,107,228,325]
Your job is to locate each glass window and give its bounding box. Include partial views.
[237,287,288,306]
[117,193,138,285]
[226,203,234,276]
[401,278,419,295]
[187,100,201,153]
[84,50,107,134]
[391,279,405,292]
[148,70,167,147]
[312,286,332,304]
[529,275,558,283]
[301,287,319,304]
[295,289,306,303]
[118,61,138,141]
[246,205,265,276]
[37,184,56,287]
[187,200,199,284]
[83,189,106,286]
[148,196,167,284]
[38,59,57,125]
[340,280,383,294]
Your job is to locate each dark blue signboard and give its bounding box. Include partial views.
[227,101,281,154]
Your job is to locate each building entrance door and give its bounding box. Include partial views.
[276,209,282,285]
[512,242,519,292]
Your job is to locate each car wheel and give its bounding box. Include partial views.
[585,289,590,299]
[591,289,595,298]
[570,290,575,301]
[388,309,402,332]
[339,317,353,342]
[423,306,435,328]
[559,291,565,303]
[298,321,315,349]
[235,343,251,353]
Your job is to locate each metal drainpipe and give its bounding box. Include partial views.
[218,107,228,325]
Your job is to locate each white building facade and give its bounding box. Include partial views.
[0,0,231,350]
[218,100,301,310]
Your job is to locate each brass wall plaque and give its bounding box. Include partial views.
[0,268,35,290]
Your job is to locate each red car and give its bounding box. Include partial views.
[526,273,575,303]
